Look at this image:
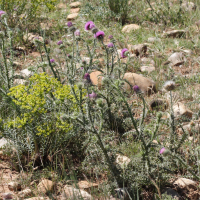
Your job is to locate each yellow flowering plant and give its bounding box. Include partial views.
[3,73,86,163]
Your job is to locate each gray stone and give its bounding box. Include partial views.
[162,188,182,200]
[0,138,8,148]
[62,185,92,200]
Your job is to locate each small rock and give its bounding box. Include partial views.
[129,44,147,56]
[20,69,34,77]
[69,2,81,8]
[173,102,193,119]
[162,188,182,200]
[24,198,44,200]
[123,72,157,95]
[23,33,43,44]
[122,24,140,33]
[70,8,80,13]
[195,20,200,30]
[1,193,14,200]
[177,121,200,135]
[174,178,197,189]
[76,181,98,193]
[67,13,78,20]
[116,154,131,168]
[141,66,155,73]
[182,2,196,11]
[115,188,128,200]
[168,52,186,66]
[0,138,8,148]
[163,30,186,38]
[62,185,92,200]
[40,23,52,30]
[8,181,21,191]
[148,37,161,43]
[14,79,26,85]
[37,179,54,194]
[57,3,67,9]
[141,57,155,66]
[18,188,32,198]
[90,71,103,89]
[149,98,169,111]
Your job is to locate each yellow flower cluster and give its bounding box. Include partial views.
[6,73,83,136]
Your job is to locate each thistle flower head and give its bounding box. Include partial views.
[75,29,80,36]
[163,80,175,91]
[50,59,55,63]
[107,42,114,48]
[0,10,6,17]
[67,21,73,27]
[84,73,91,81]
[85,21,95,31]
[121,48,129,58]
[159,147,166,154]
[133,85,140,93]
[108,35,113,39]
[87,91,97,99]
[94,31,105,40]
[57,40,63,45]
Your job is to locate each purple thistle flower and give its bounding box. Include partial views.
[57,40,63,45]
[80,67,83,70]
[133,85,140,93]
[121,48,128,58]
[159,147,166,154]
[50,59,55,63]
[108,35,113,39]
[14,8,17,11]
[94,31,105,40]
[0,10,5,17]
[75,29,80,36]
[88,91,97,99]
[84,73,91,82]
[67,21,73,27]
[85,21,95,31]
[107,42,114,48]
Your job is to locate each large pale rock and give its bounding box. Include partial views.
[174,178,197,189]
[163,30,186,38]
[62,185,92,200]
[129,44,147,56]
[116,154,130,168]
[76,181,98,193]
[8,182,21,191]
[18,188,32,198]
[123,72,157,95]
[37,179,54,194]
[168,52,186,66]
[173,102,193,119]
[122,24,140,33]
[67,13,78,20]
[69,2,81,8]
[90,71,103,88]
